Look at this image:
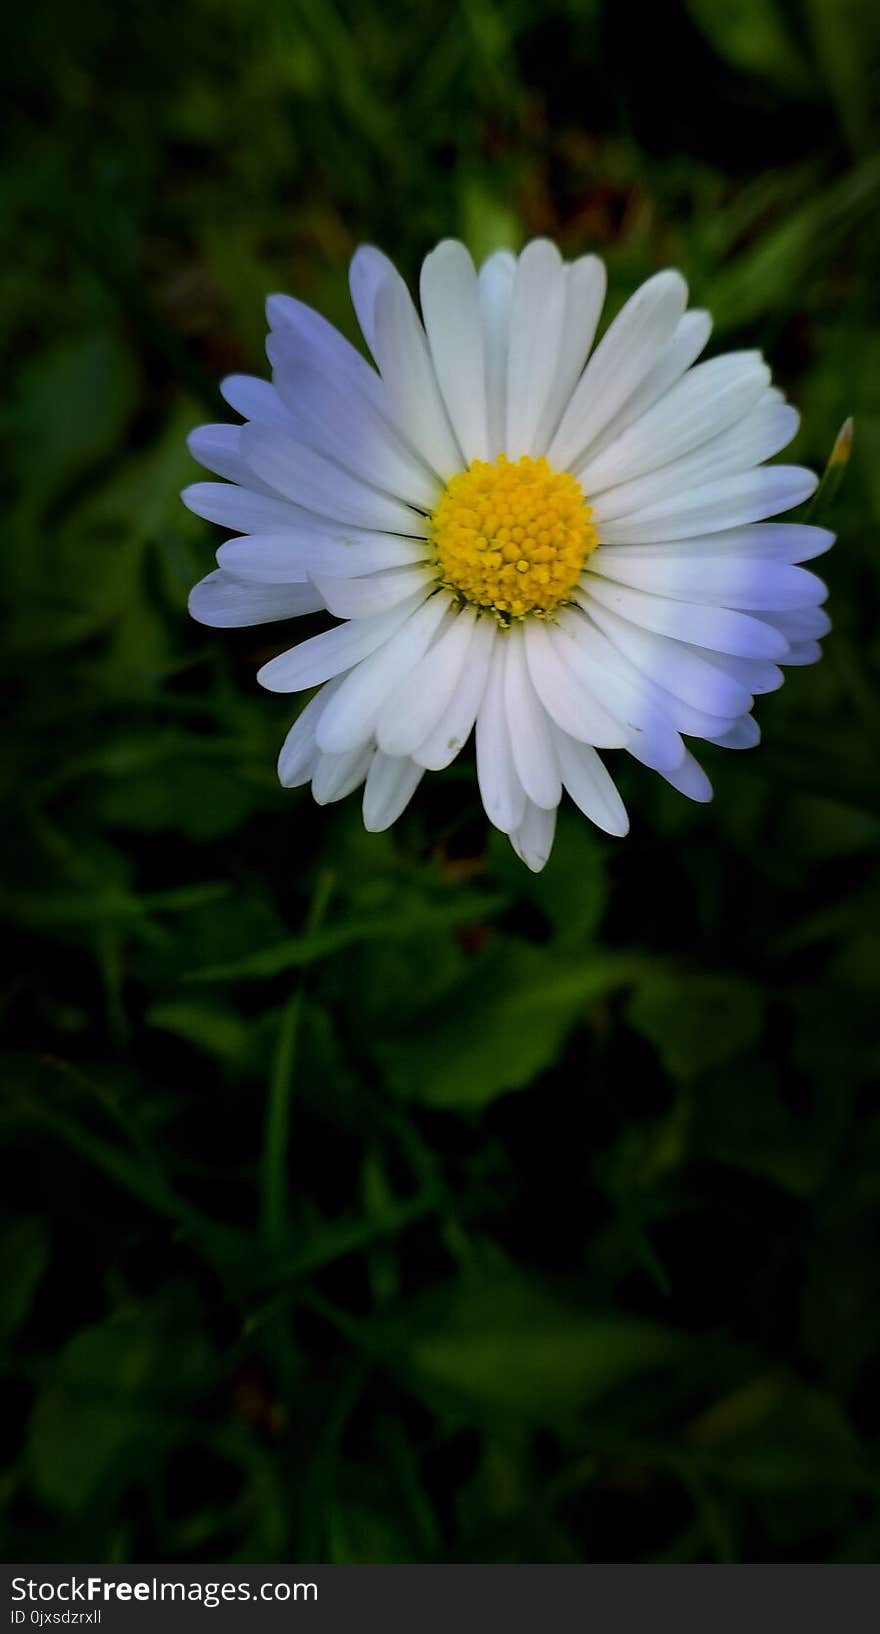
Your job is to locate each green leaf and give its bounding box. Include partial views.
[26,1294,214,1512]
[403,1274,683,1420]
[14,329,139,515]
[690,1374,865,1493]
[0,1216,50,1340]
[627,973,764,1082]
[683,0,813,91]
[374,941,649,1108]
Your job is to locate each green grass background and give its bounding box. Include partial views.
[2,0,880,1564]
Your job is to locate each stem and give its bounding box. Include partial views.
[260,870,335,1246]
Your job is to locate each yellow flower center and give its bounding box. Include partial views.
[430,454,598,623]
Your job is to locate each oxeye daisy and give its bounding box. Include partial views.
[185,239,832,872]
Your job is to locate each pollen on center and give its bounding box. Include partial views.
[429,454,598,622]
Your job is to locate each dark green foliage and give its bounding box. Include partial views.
[1,0,879,1565]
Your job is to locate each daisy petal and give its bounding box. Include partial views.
[221,374,292,425]
[313,565,434,620]
[579,353,770,494]
[421,240,489,463]
[534,255,607,453]
[580,578,789,659]
[414,616,496,769]
[656,749,714,802]
[362,752,424,831]
[189,570,324,628]
[257,592,426,693]
[315,593,451,754]
[239,423,426,534]
[479,250,516,459]
[476,647,528,833]
[594,523,834,564]
[552,728,630,836]
[548,269,689,471]
[278,680,343,786]
[505,240,567,458]
[711,715,761,750]
[370,270,464,479]
[554,613,685,771]
[585,599,759,715]
[588,552,827,611]
[266,338,440,509]
[182,481,322,534]
[266,289,389,419]
[504,625,562,809]
[188,424,274,488]
[781,640,823,665]
[510,800,558,873]
[218,530,429,584]
[377,606,478,757]
[312,745,374,805]
[583,310,714,462]
[523,619,628,748]
[348,245,398,356]
[596,465,818,544]
[586,395,797,521]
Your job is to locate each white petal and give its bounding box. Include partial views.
[712,715,760,750]
[641,684,738,741]
[221,374,292,426]
[586,394,797,520]
[758,604,832,642]
[348,246,399,357]
[781,640,823,665]
[522,619,628,748]
[503,625,562,809]
[479,251,516,459]
[266,337,440,510]
[552,729,629,836]
[362,752,424,832]
[579,354,771,495]
[266,288,389,420]
[218,530,429,584]
[278,680,343,786]
[596,466,818,544]
[420,240,489,463]
[533,255,607,453]
[414,615,496,769]
[377,605,478,757]
[548,270,689,471]
[584,311,714,463]
[313,565,435,619]
[593,523,834,564]
[588,551,827,611]
[315,592,451,753]
[188,424,274,488]
[312,744,374,804]
[554,612,685,771]
[655,749,714,802]
[505,240,567,457]
[370,270,464,479]
[189,569,323,628]
[257,591,426,692]
[476,648,527,834]
[579,578,789,659]
[182,481,322,534]
[585,599,760,716]
[510,800,557,873]
[239,423,425,534]
[696,646,784,697]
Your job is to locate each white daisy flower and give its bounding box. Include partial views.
[185,239,833,872]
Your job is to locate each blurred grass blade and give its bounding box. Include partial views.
[805,417,854,523]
